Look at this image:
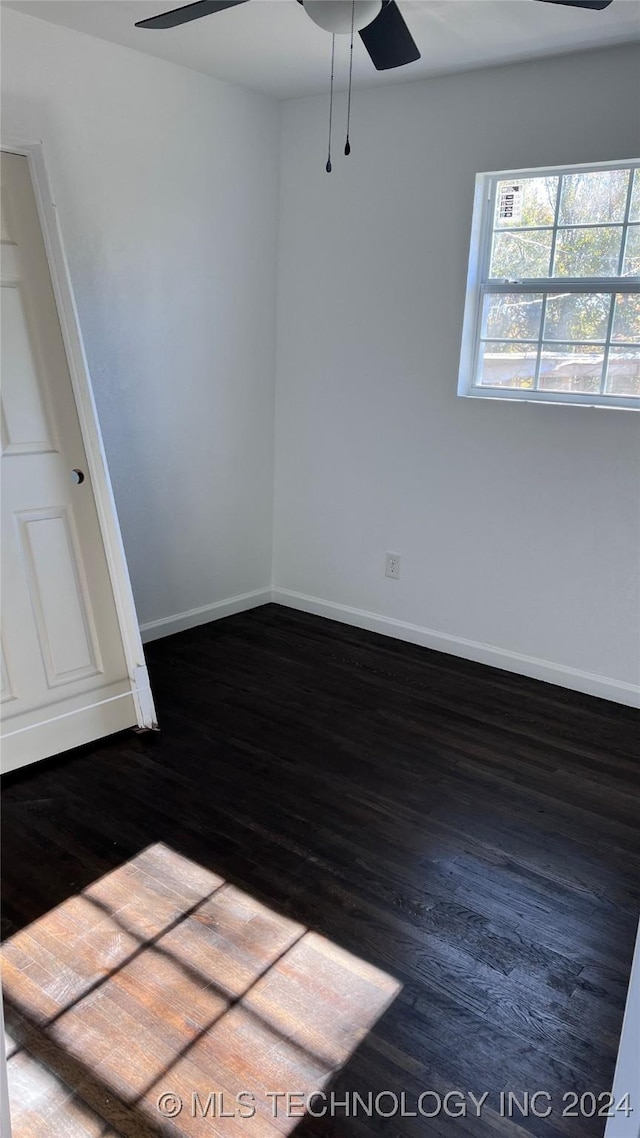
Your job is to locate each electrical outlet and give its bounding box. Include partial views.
[385,553,401,579]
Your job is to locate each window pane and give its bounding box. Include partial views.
[606,349,640,396]
[612,295,640,343]
[553,227,622,277]
[490,231,552,279]
[538,344,604,393]
[477,342,537,388]
[482,293,542,339]
[622,225,640,276]
[559,169,629,225]
[629,170,640,223]
[544,293,610,341]
[494,176,558,229]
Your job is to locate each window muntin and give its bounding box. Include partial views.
[630,169,640,222]
[462,161,640,406]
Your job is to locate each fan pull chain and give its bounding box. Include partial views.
[345,0,355,155]
[326,33,336,173]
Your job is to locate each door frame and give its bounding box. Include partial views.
[605,917,640,1138]
[1,136,156,731]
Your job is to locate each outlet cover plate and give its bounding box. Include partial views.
[385,553,401,579]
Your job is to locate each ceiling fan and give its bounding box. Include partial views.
[136,0,614,72]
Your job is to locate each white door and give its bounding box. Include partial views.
[1,152,139,770]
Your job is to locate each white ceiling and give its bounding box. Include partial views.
[4,0,640,98]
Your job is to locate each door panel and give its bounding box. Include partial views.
[0,642,14,705]
[1,282,57,454]
[1,151,137,768]
[16,507,102,686]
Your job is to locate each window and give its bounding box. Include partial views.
[458,160,640,408]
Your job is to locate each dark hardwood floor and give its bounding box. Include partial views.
[2,603,639,1138]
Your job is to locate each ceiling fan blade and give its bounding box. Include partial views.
[359,0,420,70]
[135,0,248,30]
[534,0,613,8]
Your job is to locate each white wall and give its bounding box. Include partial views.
[2,15,639,702]
[273,45,640,703]
[1,8,279,633]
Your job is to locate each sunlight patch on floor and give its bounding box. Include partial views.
[2,842,401,1136]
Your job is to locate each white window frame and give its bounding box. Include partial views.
[458,158,640,410]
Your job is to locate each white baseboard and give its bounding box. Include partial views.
[139,588,271,643]
[272,587,640,708]
[138,583,639,707]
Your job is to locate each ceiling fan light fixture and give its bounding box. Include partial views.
[303,0,382,34]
